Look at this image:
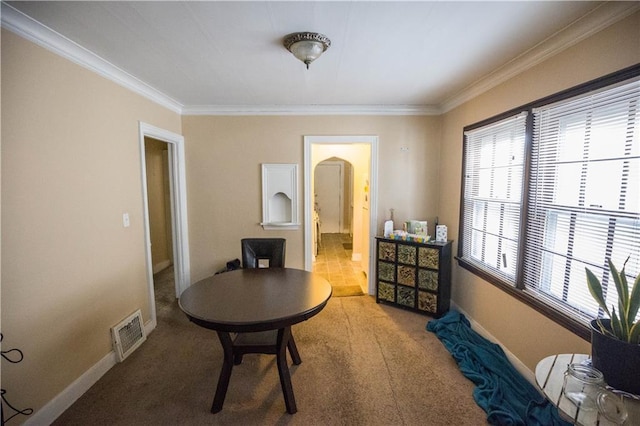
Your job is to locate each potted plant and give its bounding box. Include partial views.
[586,257,640,395]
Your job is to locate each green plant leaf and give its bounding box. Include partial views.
[609,260,629,323]
[586,259,639,342]
[586,267,610,317]
[611,308,628,341]
[596,318,616,338]
[629,322,640,344]
[628,272,640,326]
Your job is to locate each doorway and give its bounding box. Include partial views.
[144,138,175,321]
[139,122,190,332]
[145,138,173,274]
[304,136,379,295]
[315,160,344,234]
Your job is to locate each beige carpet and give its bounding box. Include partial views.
[51,266,487,425]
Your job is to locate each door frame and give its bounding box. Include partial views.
[138,122,191,331]
[303,135,379,295]
[315,160,344,233]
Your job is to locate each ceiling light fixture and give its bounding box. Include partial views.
[283,32,331,70]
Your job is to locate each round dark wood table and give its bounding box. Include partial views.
[179,268,332,414]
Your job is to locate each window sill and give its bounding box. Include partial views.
[260,222,300,231]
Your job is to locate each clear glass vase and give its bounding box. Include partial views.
[563,363,604,410]
[562,362,628,424]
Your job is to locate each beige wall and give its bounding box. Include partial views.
[182,115,441,282]
[1,29,181,416]
[438,11,640,371]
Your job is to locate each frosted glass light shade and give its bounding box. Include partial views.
[284,32,331,69]
[290,41,325,67]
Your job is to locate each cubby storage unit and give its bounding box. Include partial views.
[375,237,452,317]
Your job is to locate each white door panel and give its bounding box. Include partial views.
[315,162,342,233]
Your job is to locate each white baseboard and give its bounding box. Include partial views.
[152,259,172,274]
[24,352,117,425]
[25,320,156,425]
[449,302,536,385]
[144,318,156,337]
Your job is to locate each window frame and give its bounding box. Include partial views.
[457,63,640,341]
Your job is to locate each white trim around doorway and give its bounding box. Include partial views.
[138,122,191,332]
[303,135,379,295]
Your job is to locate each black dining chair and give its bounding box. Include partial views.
[232,238,302,366]
[241,238,286,269]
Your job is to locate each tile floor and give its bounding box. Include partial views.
[312,233,367,290]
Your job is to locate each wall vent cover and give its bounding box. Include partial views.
[111,309,146,362]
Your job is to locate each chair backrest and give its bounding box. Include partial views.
[241,238,286,269]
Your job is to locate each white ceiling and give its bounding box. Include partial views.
[3,1,638,115]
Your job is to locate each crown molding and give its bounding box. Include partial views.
[3,1,637,117]
[440,1,640,114]
[182,104,440,116]
[0,2,437,116]
[1,2,184,114]
[0,2,437,117]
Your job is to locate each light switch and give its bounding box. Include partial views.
[123,213,130,228]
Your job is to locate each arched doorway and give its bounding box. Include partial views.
[315,158,349,234]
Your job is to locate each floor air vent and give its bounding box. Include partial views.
[111,309,146,362]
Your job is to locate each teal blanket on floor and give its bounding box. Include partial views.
[426,310,570,426]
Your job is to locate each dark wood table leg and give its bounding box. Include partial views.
[211,331,234,413]
[288,335,302,365]
[276,327,297,414]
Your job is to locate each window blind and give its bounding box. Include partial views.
[523,77,640,324]
[461,112,528,285]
